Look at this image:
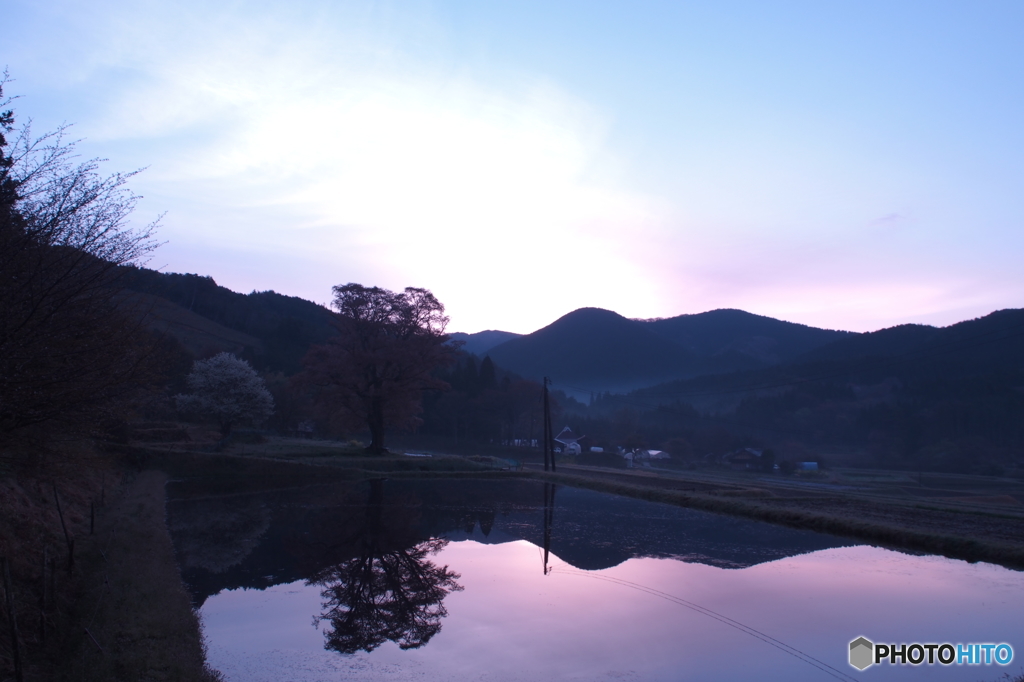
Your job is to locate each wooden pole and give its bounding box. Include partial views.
[542,378,550,471]
[549,412,556,473]
[544,378,556,473]
[542,482,552,575]
[541,482,557,575]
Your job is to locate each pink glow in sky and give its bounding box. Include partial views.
[6,1,1024,333]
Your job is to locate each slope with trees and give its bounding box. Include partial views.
[119,267,336,374]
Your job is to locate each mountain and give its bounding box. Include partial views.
[627,307,1024,415]
[646,309,853,364]
[486,307,853,394]
[486,308,704,394]
[448,330,521,356]
[798,309,1024,372]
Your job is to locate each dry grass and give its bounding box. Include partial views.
[525,469,1024,570]
[54,470,221,681]
[0,457,221,681]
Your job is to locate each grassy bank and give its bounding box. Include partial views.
[523,468,1024,570]
[55,470,221,681]
[0,462,221,681]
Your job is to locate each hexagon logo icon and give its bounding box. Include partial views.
[849,637,874,670]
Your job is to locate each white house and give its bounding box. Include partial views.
[554,426,584,455]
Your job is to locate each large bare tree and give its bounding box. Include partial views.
[299,283,454,453]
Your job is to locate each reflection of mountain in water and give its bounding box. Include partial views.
[404,479,853,570]
[168,478,852,608]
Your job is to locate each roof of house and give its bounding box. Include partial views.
[554,426,582,445]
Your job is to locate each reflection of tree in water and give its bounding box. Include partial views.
[311,538,462,653]
[308,479,463,654]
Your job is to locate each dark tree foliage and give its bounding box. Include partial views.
[299,284,454,453]
[0,78,162,448]
[418,354,547,448]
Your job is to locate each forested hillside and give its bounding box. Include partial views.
[119,266,335,373]
[110,266,1024,475]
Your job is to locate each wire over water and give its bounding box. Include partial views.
[550,565,860,682]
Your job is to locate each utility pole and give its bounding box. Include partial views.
[543,377,551,471]
[542,481,556,575]
[543,377,556,472]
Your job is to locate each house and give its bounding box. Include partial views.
[722,447,764,471]
[554,426,584,455]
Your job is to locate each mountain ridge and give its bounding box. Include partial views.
[485,306,854,394]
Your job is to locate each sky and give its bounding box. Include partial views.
[4,1,1024,334]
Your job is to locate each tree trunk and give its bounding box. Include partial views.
[367,397,386,454]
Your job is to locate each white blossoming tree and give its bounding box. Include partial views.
[175,353,274,435]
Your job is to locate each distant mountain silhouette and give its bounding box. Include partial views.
[798,309,1024,372]
[628,307,1024,415]
[116,264,1022,410]
[486,308,702,393]
[486,307,852,394]
[647,309,852,364]
[448,330,521,356]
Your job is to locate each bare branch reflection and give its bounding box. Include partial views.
[309,479,463,654]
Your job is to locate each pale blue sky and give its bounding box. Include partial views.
[5,1,1023,333]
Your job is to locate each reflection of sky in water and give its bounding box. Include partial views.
[202,541,1024,682]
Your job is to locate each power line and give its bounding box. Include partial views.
[553,567,860,681]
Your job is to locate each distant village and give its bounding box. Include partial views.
[549,426,819,472]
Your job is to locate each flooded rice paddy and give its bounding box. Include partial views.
[167,479,1024,681]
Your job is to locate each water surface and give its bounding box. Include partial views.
[168,478,1024,681]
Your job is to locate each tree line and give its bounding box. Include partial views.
[0,76,166,460]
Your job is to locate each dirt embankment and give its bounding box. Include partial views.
[1,467,221,681]
[56,470,221,681]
